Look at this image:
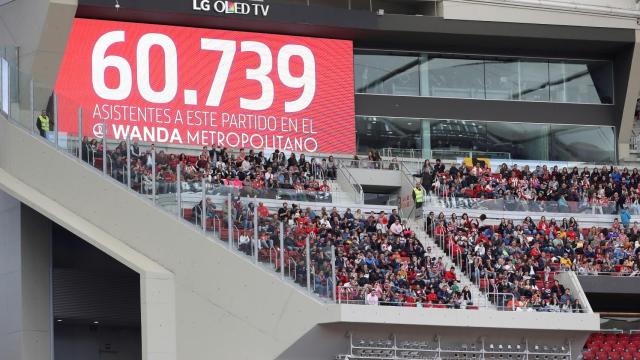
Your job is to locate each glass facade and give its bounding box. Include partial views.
[356,116,616,163]
[354,53,420,96]
[426,55,485,99]
[356,116,422,154]
[354,50,614,104]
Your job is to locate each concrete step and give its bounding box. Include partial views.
[407,218,494,309]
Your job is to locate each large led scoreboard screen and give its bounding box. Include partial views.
[54,19,355,154]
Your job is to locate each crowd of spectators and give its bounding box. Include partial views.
[80,139,339,202]
[426,211,640,311]
[231,201,480,309]
[79,139,640,310]
[418,159,640,215]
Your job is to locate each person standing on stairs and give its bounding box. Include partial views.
[420,160,433,197]
[412,180,427,219]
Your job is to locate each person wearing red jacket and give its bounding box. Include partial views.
[444,266,457,282]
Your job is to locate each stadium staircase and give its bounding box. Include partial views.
[407,217,493,309]
[397,160,490,306]
[327,178,355,204]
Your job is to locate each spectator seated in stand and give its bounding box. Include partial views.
[426,211,640,311]
[418,159,640,215]
[80,139,338,203]
[234,202,475,308]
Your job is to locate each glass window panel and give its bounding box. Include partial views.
[356,116,422,154]
[550,61,612,104]
[430,119,487,154]
[354,50,613,104]
[354,115,616,163]
[1,58,9,115]
[587,61,614,104]
[426,56,485,99]
[519,60,550,102]
[485,122,549,160]
[354,53,420,96]
[549,125,615,163]
[485,59,519,100]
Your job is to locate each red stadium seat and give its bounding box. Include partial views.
[183,208,193,220]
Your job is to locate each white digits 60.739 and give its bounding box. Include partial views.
[92,31,132,101]
[200,38,316,112]
[240,41,274,111]
[92,30,317,111]
[92,31,178,103]
[136,33,178,104]
[278,44,315,113]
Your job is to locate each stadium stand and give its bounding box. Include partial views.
[80,137,342,202]
[6,3,639,358]
[73,136,640,310]
[422,211,639,310]
[415,160,640,215]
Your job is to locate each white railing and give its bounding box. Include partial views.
[338,333,572,360]
[382,147,512,161]
[630,133,640,152]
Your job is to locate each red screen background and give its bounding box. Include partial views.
[54,18,355,154]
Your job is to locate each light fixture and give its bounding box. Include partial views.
[56,319,63,323]
[114,0,120,9]
[93,321,100,324]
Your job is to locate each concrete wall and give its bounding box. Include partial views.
[348,168,402,188]
[618,30,640,162]
[578,275,640,295]
[0,191,52,360]
[557,272,594,313]
[0,115,329,359]
[54,324,141,360]
[281,321,593,359]
[0,189,25,360]
[336,166,360,204]
[0,0,77,87]
[442,0,640,29]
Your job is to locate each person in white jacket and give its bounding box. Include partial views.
[365,289,379,306]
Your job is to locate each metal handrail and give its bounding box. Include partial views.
[337,162,364,204]
[577,271,640,277]
[342,159,397,170]
[399,161,418,219]
[287,257,298,281]
[267,246,278,269]
[381,147,513,160]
